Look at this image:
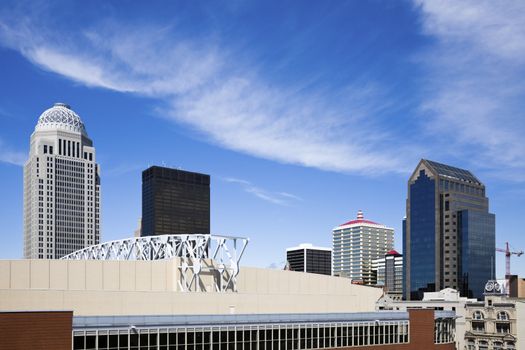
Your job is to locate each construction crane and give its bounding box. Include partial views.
[496,242,524,277]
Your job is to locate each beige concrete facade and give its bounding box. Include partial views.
[0,258,382,316]
[464,295,525,350]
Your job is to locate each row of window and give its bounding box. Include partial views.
[466,339,514,350]
[73,321,412,350]
[472,310,509,321]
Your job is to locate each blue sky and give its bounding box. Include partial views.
[1,0,525,277]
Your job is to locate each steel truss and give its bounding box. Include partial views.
[60,234,249,292]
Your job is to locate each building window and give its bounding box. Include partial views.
[496,323,510,334]
[472,311,484,320]
[466,339,475,350]
[493,341,504,350]
[478,340,488,350]
[471,321,484,332]
[43,145,47,153]
[497,311,509,321]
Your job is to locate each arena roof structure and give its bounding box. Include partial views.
[61,234,249,292]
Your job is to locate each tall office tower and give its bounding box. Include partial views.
[372,250,403,294]
[141,166,210,236]
[404,159,495,300]
[332,210,394,284]
[24,103,100,259]
[286,243,332,275]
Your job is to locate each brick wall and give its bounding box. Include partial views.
[332,309,455,350]
[0,311,72,350]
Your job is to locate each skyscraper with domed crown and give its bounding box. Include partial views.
[24,103,100,259]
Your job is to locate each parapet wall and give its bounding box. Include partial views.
[0,259,382,316]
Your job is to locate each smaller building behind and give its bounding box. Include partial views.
[141,166,210,236]
[286,243,332,275]
[372,249,403,297]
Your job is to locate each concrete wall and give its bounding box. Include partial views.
[0,259,382,316]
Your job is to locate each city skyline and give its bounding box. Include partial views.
[1,1,525,278]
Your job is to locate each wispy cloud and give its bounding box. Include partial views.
[0,106,13,119]
[223,177,301,206]
[267,260,286,270]
[0,139,25,166]
[0,7,413,176]
[413,0,525,175]
[2,2,524,180]
[103,162,145,177]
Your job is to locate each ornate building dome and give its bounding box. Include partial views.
[35,103,87,135]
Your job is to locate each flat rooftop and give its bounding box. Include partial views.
[73,311,456,330]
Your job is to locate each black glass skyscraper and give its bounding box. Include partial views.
[286,244,332,276]
[404,159,495,300]
[141,166,210,236]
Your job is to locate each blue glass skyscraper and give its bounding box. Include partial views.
[404,159,495,300]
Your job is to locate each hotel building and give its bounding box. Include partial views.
[332,211,394,284]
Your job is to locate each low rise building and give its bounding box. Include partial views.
[376,287,476,350]
[464,280,525,350]
[0,234,456,350]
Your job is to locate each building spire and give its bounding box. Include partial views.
[357,210,364,220]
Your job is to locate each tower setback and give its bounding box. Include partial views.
[404,159,495,300]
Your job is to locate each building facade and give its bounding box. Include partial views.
[464,281,525,350]
[404,159,495,300]
[69,309,455,350]
[377,287,477,350]
[141,166,210,236]
[372,250,403,294]
[286,243,332,275]
[333,210,394,284]
[24,103,100,259]
[0,309,455,350]
[0,246,455,350]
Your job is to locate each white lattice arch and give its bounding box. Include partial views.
[61,234,249,292]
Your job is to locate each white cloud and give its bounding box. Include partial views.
[4,3,524,179]
[223,177,300,206]
[0,139,25,166]
[414,0,525,174]
[415,1,525,62]
[0,12,412,176]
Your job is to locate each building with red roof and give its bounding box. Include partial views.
[332,210,394,285]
